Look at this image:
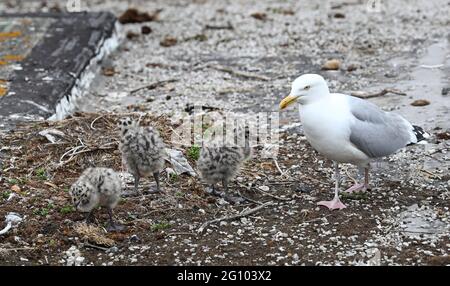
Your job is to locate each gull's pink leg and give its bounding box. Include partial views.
[317,195,347,210]
[343,167,369,193]
[317,162,347,210]
[343,182,365,193]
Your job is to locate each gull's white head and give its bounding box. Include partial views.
[279,74,329,109]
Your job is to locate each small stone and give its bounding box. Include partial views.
[107,246,119,253]
[384,71,398,78]
[259,185,270,192]
[333,12,346,18]
[346,64,358,72]
[129,235,140,243]
[441,87,450,96]
[102,67,116,76]
[141,26,152,35]
[160,36,177,47]
[119,8,160,24]
[294,185,312,193]
[11,185,21,192]
[126,31,139,40]
[251,12,267,21]
[321,59,341,70]
[411,99,430,106]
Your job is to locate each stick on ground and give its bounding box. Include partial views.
[208,65,270,81]
[129,79,178,94]
[198,201,273,233]
[351,88,406,99]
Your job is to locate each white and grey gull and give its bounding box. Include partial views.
[279,74,429,210]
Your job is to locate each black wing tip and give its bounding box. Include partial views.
[412,125,429,143]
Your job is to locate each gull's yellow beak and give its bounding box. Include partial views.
[279,94,298,110]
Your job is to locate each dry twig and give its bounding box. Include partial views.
[208,65,270,81]
[198,201,273,233]
[351,88,406,99]
[129,79,178,94]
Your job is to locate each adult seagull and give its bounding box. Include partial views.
[279,74,429,210]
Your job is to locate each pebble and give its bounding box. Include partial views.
[411,99,430,106]
[321,59,341,70]
[259,185,270,192]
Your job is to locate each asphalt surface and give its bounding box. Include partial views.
[0,12,117,128]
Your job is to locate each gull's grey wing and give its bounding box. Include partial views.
[347,96,413,158]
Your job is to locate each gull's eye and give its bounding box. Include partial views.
[304,85,311,90]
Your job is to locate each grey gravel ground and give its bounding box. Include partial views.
[0,0,449,266]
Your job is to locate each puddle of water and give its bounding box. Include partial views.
[372,40,450,130]
[397,204,447,239]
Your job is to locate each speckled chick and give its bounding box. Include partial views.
[70,167,123,231]
[197,127,251,199]
[118,117,166,193]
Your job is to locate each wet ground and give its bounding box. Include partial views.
[0,0,449,265]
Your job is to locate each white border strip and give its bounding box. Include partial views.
[49,21,124,120]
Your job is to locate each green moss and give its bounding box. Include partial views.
[187,145,201,161]
[1,191,11,199]
[8,178,19,185]
[169,173,179,182]
[35,168,47,180]
[60,205,75,214]
[151,221,171,232]
[34,208,49,216]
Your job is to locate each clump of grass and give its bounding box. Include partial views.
[187,145,201,161]
[2,191,11,199]
[9,177,28,185]
[34,203,54,216]
[60,205,75,214]
[8,178,19,185]
[35,168,47,180]
[175,191,183,197]
[151,221,171,232]
[169,173,179,182]
[34,208,49,217]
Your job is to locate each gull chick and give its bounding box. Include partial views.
[280,74,429,210]
[70,167,123,231]
[118,117,166,194]
[197,126,251,203]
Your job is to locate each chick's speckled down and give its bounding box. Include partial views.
[70,167,122,213]
[198,126,251,189]
[118,117,166,192]
[119,118,166,177]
